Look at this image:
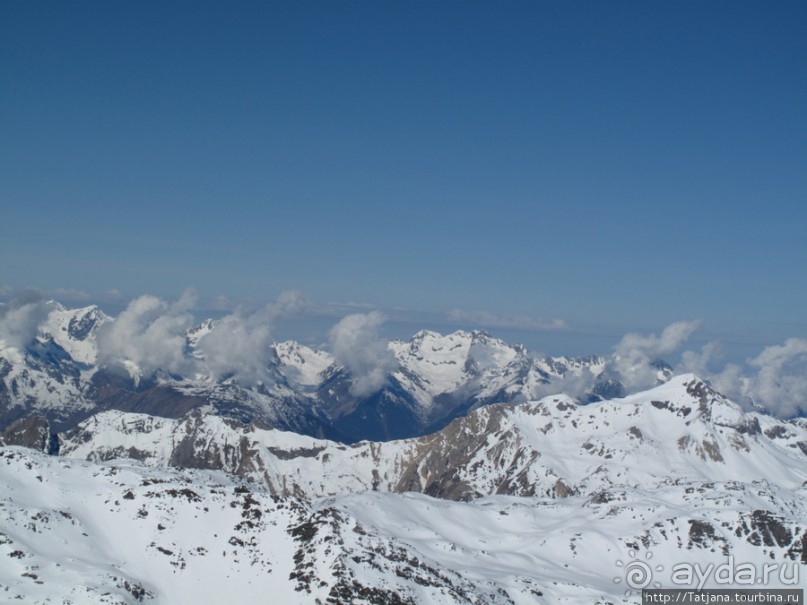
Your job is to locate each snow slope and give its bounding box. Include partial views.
[0,447,530,604]
[2,299,670,443]
[2,445,804,604]
[59,375,807,501]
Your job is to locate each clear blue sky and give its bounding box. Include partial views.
[1,1,805,355]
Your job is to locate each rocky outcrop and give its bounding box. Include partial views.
[0,415,56,453]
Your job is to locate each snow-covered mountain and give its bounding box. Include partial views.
[3,375,805,603]
[0,303,337,438]
[0,304,104,430]
[0,446,523,604]
[57,375,807,500]
[1,301,650,443]
[281,329,620,441]
[3,300,805,603]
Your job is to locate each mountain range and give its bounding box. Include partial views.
[1,300,805,603]
[1,301,652,443]
[2,374,805,603]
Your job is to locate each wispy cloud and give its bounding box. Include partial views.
[329,311,398,397]
[744,338,807,416]
[0,285,123,306]
[612,319,702,392]
[0,290,55,350]
[51,288,92,302]
[93,289,310,385]
[681,338,807,417]
[194,290,309,385]
[2,288,806,417]
[195,309,273,385]
[104,288,124,301]
[96,289,198,377]
[530,320,702,401]
[447,308,569,332]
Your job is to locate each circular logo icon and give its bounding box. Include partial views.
[614,550,664,595]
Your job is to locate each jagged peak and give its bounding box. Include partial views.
[614,373,757,433]
[409,329,444,341]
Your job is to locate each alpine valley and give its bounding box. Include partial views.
[1,301,806,604]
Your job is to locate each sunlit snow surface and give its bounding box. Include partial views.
[2,304,806,603]
[3,376,806,604]
[1,447,804,604]
[58,375,807,500]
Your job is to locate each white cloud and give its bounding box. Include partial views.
[195,290,309,386]
[740,338,807,417]
[679,341,724,378]
[704,362,746,406]
[195,311,273,385]
[448,308,569,332]
[93,289,309,385]
[527,321,703,402]
[611,320,701,391]
[0,290,54,350]
[4,285,805,417]
[531,370,598,402]
[677,337,807,417]
[329,311,398,397]
[96,289,198,377]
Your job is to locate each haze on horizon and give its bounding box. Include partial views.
[1,1,805,363]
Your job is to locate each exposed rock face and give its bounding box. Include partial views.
[2,442,805,604]
[4,373,807,604]
[58,375,807,504]
[1,301,644,444]
[0,448,518,604]
[0,415,54,453]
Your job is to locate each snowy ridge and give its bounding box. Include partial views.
[3,375,807,603]
[42,304,109,366]
[0,303,107,428]
[390,330,502,403]
[0,306,336,436]
[0,447,516,604]
[300,328,612,441]
[388,329,553,420]
[274,340,334,390]
[2,299,656,443]
[3,301,806,603]
[59,375,807,500]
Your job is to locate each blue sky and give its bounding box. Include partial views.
[1,1,806,357]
